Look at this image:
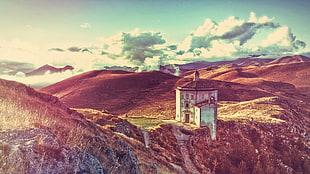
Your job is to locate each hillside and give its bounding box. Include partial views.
[0,78,181,173]
[2,77,310,173]
[40,70,277,118]
[40,70,180,115]
[190,60,310,91]
[266,55,310,65]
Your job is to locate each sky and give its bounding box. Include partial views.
[0,0,309,86]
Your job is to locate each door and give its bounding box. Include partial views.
[185,114,190,123]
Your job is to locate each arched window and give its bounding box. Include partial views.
[185,102,190,108]
[209,96,216,104]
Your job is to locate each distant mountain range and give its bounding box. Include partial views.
[160,55,310,76]
[25,64,74,76]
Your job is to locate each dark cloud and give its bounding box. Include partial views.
[178,13,307,60]
[81,48,92,53]
[120,32,166,65]
[68,46,82,52]
[189,21,280,52]
[0,61,35,75]
[295,40,306,49]
[48,48,64,52]
[167,45,178,51]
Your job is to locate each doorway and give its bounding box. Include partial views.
[185,114,190,123]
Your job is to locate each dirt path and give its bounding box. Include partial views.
[171,125,200,174]
[141,129,151,148]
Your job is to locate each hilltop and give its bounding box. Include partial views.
[40,70,276,118]
[40,70,179,115]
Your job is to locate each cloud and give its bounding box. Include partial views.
[260,26,306,51]
[0,60,35,75]
[0,70,79,88]
[68,46,82,52]
[0,12,307,87]
[177,12,305,61]
[48,48,64,52]
[101,29,166,66]
[80,23,91,29]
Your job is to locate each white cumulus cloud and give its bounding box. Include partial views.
[175,12,306,61]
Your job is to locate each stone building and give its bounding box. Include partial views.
[175,71,218,139]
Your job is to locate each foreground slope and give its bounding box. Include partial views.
[0,78,177,173]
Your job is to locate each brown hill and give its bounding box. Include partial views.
[40,70,180,115]
[40,70,276,118]
[266,55,310,65]
[2,70,310,173]
[193,61,310,89]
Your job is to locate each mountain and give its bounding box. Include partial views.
[266,55,310,65]
[40,70,276,118]
[26,64,74,76]
[159,57,275,76]
[40,70,180,116]
[193,60,310,88]
[160,55,309,77]
[3,64,310,173]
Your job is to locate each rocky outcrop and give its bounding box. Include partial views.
[0,128,104,174]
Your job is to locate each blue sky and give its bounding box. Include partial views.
[0,0,309,46]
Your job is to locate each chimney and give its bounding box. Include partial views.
[193,70,200,81]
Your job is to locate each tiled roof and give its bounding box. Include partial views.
[178,79,217,91]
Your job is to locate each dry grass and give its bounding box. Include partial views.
[123,116,164,129]
[0,92,55,131]
[218,97,285,123]
[73,108,113,120]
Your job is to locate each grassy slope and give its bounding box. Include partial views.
[0,78,177,173]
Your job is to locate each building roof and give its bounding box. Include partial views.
[177,71,217,91]
[177,79,217,91]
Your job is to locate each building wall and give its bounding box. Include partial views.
[176,89,218,124]
[197,102,217,140]
[176,88,218,140]
[194,107,201,126]
[175,89,181,121]
[178,90,196,123]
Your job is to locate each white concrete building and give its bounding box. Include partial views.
[175,71,218,139]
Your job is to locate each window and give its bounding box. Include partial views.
[181,94,184,99]
[185,103,189,108]
[186,94,189,99]
[210,96,216,104]
[191,94,194,100]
